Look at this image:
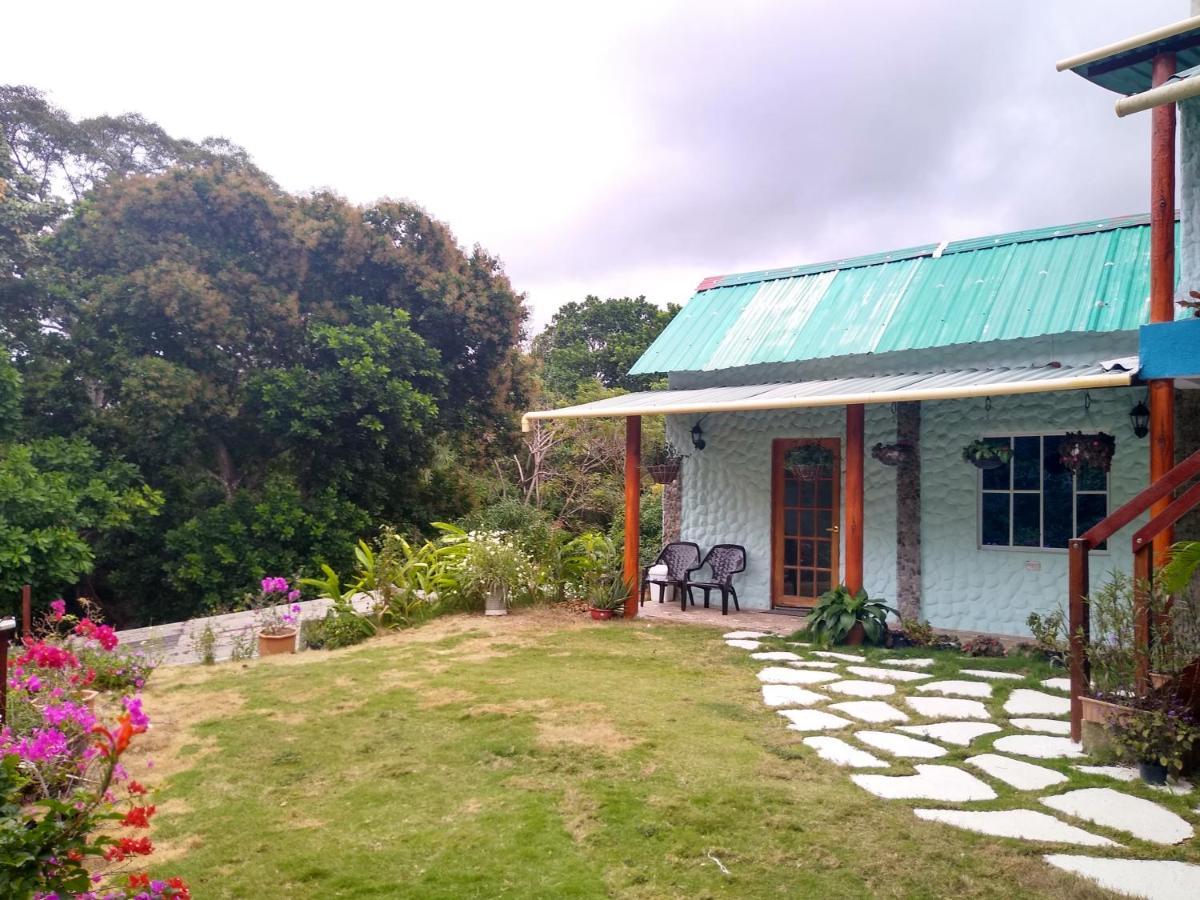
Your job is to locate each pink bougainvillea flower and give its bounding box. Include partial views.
[50,598,66,621]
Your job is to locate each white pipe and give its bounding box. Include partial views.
[1056,16,1200,73]
[519,373,1132,431]
[1116,73,1200,116]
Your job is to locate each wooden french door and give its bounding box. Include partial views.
[772,438,841,609]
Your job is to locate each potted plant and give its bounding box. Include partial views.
[453,530,532,616]
[1058,432,1115,474]
[961,439,1012,470]
[254,576,301,656]
[870,442,913,467]
[644,442,685,484]
[805,585,896,647]
[785,444,834,481]
[1108,697,1200,784]
[588,575,628,620]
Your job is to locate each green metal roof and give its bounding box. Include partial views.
[1059,22,1200,95]
[630,214,1181,376]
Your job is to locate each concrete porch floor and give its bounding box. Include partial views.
[634,597,808,635]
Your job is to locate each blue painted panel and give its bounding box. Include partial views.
[1139,318,1200,378]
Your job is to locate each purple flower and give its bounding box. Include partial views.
[287,589,301,602]
[49,599,66,620]
[123,695,150,730]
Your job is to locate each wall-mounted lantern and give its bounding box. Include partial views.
[1129,399,1150,439]
[691,420,706,451]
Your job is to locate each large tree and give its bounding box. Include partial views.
[531,294,678,396]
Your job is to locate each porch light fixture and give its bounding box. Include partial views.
[691,420,706,451]
[1129,398,1150,439]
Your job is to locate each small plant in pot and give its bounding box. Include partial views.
[870,442,913,467]
[588,575,628,621]
[961,439,1012,470]
[1058,431,1115,474]
[1108,695,1200,785]
[785,444,834,481]
[644,442,685,484]
[453,530,533,616]
[254,576,302,656]
[806,585,896,647]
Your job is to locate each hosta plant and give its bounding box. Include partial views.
[806,586,896,647]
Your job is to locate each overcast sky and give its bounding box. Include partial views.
[4,1,1187,330]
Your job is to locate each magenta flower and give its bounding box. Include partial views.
[50,598,66,621]
[123,696,151,730]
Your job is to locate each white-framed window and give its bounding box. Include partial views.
[977,434,1109,551]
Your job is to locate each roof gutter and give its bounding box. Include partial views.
[519,372,1132,432]
[1116,72,1200,116]
[1055,16,1200,73]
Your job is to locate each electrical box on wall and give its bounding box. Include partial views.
[1024,560,1042,572]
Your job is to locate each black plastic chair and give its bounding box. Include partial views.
[640,542,701,608]
[685,544,746,615]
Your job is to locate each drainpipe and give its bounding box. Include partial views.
[1149,51,1177,563]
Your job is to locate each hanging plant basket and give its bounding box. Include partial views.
[785,445,834,481]
[961,439,1012,470]
[1058,431,1115,474]
[645,459,682,484]
[870,441,913,467]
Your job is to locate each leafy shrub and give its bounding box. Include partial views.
[962,636,1006,657]
[1026,609,1067,662]
[900,617,933,647]
[301,607,375,650]
[1108,695,1200,773]
[931,633,961,651]
[806,586,896,647]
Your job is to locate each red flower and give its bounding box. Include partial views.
[128,780,148,795]
[129,873,150,888]
[167,876,192,899]
[104,835,153,861]
[122,804,156,828]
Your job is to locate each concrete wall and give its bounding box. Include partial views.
[669,384,1148,637]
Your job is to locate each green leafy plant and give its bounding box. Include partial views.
[1026,609,1067,662]
[900,617,933,647]
[962,636,1006,658]
[1108,697,1200,773]
[194,622,218,665]
[1161,540,1200,595]
[806,586,895,647]
[587,574,629,612]
[302,606,375,650]
[961,439,1012,465]
[562,531,619,602]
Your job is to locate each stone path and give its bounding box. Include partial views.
[721,629,1200,900]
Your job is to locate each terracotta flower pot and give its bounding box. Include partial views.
[258,629,297,657]
[841,622,866,646]
[1150,672,1174,691]
[590,608,614,621]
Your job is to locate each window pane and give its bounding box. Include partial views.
[982,493,1010,546]
[783,569,797,595]
[1013,493,1041,547]
[816,477,832,507]
[1013,436,1041,490]
[784,540,797,565]
[980,437,1012,490]
[1043,442,1073,548]
[815,570,831,595]
[785,510,797,536]
[816,540,831,567]
[784,478,798,505]
[799,478,815,505]
[1077,464,1106,492]
[1076,493,1107,537]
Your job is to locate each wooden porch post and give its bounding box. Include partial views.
[845,405,865,593]
[1149,50,1177,563]
[624,416,641,619]
[1067,538,1090,742]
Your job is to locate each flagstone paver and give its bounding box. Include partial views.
[1074,766,1196,796]
[855,730,947,758]
[726,639,762,650]
[992,734,1084,759]
[750,651,803,661]
[1011,717,1071,735]
[915,810,1117,847]
[826,680,896,698]
[880,658,934,668]
[760,685,829,707]
[851,765,997,801]
[802,736,889,768]
[813,651,867,662]
[846,665,931,682]
[897,721,1002,746]
[905,696,991,720]
[1044,855,1200,900]
[829,700,909,723]
[966,753,1069,790]
[1041,788,1194,845]
[787,660,839,669]
[757,667,840,685]
[724,631,770,640]
[779,709,854,732]
[960,668,1024,680]
[1041,677,1071,692]
[915,679,992,698]
[1003,689,1071,717]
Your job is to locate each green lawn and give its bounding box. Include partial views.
[133,611,1126,899]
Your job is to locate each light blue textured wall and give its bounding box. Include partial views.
[670,386,1147,636]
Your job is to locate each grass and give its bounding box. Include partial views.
[131,610,1149,898]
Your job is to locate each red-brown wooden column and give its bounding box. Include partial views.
[623,416,641,618]
[845,405,865,593]
[1149,51,1177,562]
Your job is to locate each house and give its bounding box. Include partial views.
[525,215,1195,637]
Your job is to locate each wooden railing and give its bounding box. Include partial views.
[1068,448,1200,740]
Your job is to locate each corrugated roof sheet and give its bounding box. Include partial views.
[631,215,1181,376]
[523,361,1136,428]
